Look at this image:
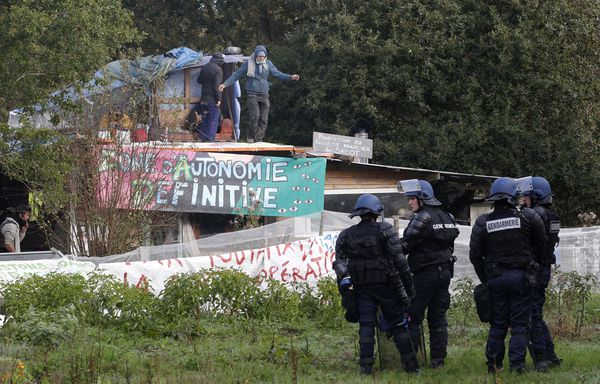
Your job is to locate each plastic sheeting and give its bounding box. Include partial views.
[0,210,598,294]
[75,210,600,280]
[8,47,248,129]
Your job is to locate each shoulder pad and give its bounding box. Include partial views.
[474,214,488,226]
[379,221,394,231]
[415,209,432,223]
[337,228,349,241]
[521,207,538,219]
[532,205,548,220]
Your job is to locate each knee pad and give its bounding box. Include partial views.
[390,326,417,362]
[359,325,375,345]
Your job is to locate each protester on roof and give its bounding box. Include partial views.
[219,45,299,143]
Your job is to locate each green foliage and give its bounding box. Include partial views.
[6,306,79,348]
[0,270,599,382]
[0,273,90,322]
[313,278,346,327]
[0,124,74,214]
[0,0,139,118]
[448,276,476,335]
[159,271,209,322]
[255,279,303,322]
[160,269,261,320]
[0,272,161,335]
[265,0,600,224]
[546,269,600,337]
[84,272,161,333]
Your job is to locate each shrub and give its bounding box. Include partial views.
[313,278,345,327]
[160,269,261,321]
[255,279,303,322]
[546,269,599,337]
[0,273,90,322]
[449,276,476,335]
[6,306,79,348]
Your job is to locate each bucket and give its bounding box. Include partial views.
[132,128,148,142]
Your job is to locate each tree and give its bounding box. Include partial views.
[0,0,142,254]
[265,0,600,224]
[0,0,139,119]
[122,0,298,54]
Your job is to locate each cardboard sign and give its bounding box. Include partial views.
[312,132,373,158]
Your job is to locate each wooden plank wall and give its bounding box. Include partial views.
[325,162,439,190]
[156,68,197,130]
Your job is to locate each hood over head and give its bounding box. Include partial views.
[210,52,225,65]
[254,45,268,57]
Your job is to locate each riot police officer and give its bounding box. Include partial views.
[470,177,546,373]
[333,194,418,374]
[398,179,459,369]
[521,176,562,370]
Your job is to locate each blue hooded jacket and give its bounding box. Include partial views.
[222,45,292,94]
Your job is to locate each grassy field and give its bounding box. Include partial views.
[0,271,598,383]
[0,318,599,383]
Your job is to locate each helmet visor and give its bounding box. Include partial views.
[397,179,421,194]
[515,176,533,195]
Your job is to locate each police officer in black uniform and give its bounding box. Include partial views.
[470,177,546,374]
[333,194,418,374]
[398,179,459,369]
[521,176,562,370]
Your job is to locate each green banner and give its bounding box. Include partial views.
[98,148,326,217]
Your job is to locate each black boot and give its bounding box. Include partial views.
[510,364,526,374]
[487,363,503,374]
[536,359,551,373]
[403,358,420,374]
[548,351,562,367]
[430,358,445,369]
[360,365,373,375]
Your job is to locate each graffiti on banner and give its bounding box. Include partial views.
[97,233,339,294]
[0,258,96,283]
[98,147,326,217]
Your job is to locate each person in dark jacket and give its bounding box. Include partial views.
[519,176,562,370]
[219,45,299,143]
[195,52,225,141]
[470,177,546,374]
[398,179,459,369]
[333,194,418,374]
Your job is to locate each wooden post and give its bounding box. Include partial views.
[393,215,400,231]
[319,211,325,236]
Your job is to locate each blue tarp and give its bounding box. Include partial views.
[9,47,248,129]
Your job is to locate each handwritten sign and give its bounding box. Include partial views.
[97,147,326,217]
[312,132,373,158]
[96,233,339,293]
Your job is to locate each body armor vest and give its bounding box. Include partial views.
[535,205,560,265]
[406,206,459,272]
[483,207,533,269]
[345,221,391,285]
